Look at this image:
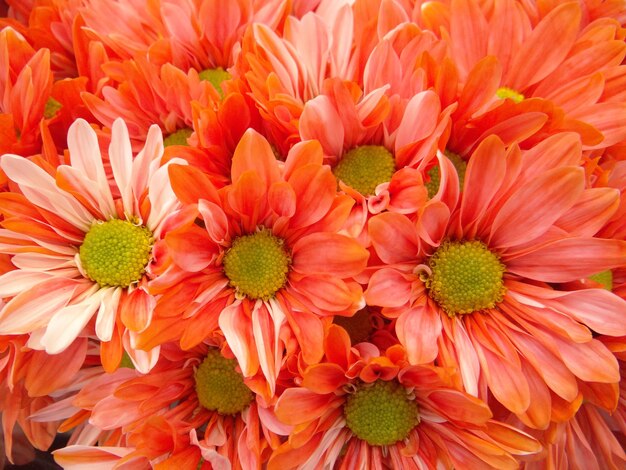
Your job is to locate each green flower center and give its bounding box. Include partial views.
[589,270,613,291]
[199,67,232,99]
[223,229,291,300]
[333,145,396,196]
[194,349,253,415]
[425,240,506,316]
[333,307,373,344]
[425,151,467,198]
[43,97,62,119]
[344,380,420,446]
[79,219,153,288]
[496,87,524,103]
[163,127,193,147]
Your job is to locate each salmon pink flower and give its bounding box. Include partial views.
[139,129,369,399]
[366,133,626,428]
[270,332,541,469]
[0,117,181,371]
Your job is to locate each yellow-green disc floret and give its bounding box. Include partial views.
[80,219,153,288]
[199,67,232,99]
[194,349,254,415]
[425,240,506,316]
[333,145,396,196]
[163,127,193,147]
[425,151,467,199]
[589,270,613,291]
[496,87,525,103]
[43,97,62,119]
[223,229,291,300]
[344,380,420,446]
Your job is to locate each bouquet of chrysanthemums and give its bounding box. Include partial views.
[1,0,626,468]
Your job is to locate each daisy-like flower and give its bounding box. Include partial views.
[366,133,626,428]
[53,340,282,469]
[0,117,180,371]
[419,0,626,151]
[299,77,453,241]
[81,54,215,147]
[138,129,369,398]
[270,327,541,469]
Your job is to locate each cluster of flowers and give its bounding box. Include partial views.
[0,0,626,468]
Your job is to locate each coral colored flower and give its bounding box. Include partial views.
[270,330,541,469]
[299,78,453,241]
[366,133,626,428]
[157,0,288,72]
[0,27,54,157]
[419,0,626,151]
[81,55,215,147]
[236,3,381,153]
[0,118,181,370]
[139,129,369,398]
[53,341,282,469]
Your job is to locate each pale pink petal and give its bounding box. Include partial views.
[67,119,115,218]
[109,118,134,216]
[252,300,286,396]
[146,159,183,233]
[451,320,481,397]
[53,445,133,470]
[124,331,160,374]
[0,270,56,298]
[219,302,259,377]
[132,124,164,200]
[0,279,81,335]
[42,290,105,354]
[95,287,122,342]
[0,155,92,231]
[198,199,229,245]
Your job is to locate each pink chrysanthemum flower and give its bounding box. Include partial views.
[366,133,626,428]
[52,340,282,469]
[0,118,180,371]
[270,330,541,469]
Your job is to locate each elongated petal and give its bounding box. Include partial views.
[397,306,441,365]
[368,212,419,264]
[508,238,626,282]
[292,233,369,277]
[490,167,584,248]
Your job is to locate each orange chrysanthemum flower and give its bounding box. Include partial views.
[53,340,281,469]
[138,129,369,398]
[270,327,541,469]
[366,133,626,428]
[81,54,216,147]
[0,118,181,371]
